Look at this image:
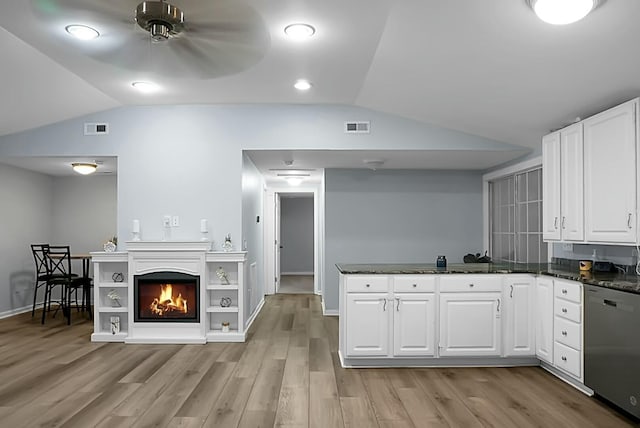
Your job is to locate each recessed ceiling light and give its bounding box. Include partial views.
[131,81,159,93]
[527,0,598,25]
[65,25,100,40]
[294,79,312,91]
[284,23,315,39]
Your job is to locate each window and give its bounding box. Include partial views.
[489,168,547,263]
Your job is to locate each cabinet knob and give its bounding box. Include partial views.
[366,284,370,288]
[561,289,567,294]
[561,356,567,362]
[469,283,474,288]
[562,308,567,313]
[562,331,567,336]
[412,284,417,287]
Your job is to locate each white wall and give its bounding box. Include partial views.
[0,163,53,315]
[280,196,314,274]
[324,169,484,311]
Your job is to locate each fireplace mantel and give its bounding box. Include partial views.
[91,242,248,344]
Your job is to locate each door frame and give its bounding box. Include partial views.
[264,185,321,296]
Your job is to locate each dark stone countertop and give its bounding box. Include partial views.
[335,262,640,295]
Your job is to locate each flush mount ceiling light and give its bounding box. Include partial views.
[527,0,601,25]
[294,79,312,91]
[284,23,315,40]
[363,159,385,170]
[65,24,100,40]
[71,162,98,175]
[284,176,304,186]
[131,81,159,93]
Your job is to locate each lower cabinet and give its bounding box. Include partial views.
[439,292,502,356]
[535,276,555,363]
[345,293,389,357]
[504,276,535,357]
[393,293,436,356]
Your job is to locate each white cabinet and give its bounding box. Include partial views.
[584,99,637,243]
[553,279,583,381]
[393,293,436,357]
[205,252,247,342]
[542,123,584,241]
[535,276,554,364]
[91,252,129,342]
[503,276,535,357]
[345,293,390,357]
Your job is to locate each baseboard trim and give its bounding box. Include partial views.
[322,299,338,316]
[245,297,265,332]
[281,272,314,276]
[0,305,33,320]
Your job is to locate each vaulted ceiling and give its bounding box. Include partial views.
[1,0,639,152]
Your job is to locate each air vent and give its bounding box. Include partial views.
[345,121,370,133]
[84,123,109,135]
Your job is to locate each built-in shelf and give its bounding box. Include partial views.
[206,284,239,290]
[91,332,127,342]
[97,306,129,312]
[98,283,129,288]
[207,306,239,313]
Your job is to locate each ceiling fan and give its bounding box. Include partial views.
[32,0,271,79]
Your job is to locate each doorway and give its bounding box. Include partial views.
[278,195,314,294]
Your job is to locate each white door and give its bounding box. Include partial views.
[439,292,502,357]
[560,123,584,241]
[393,293,435,357]
[345,293,389,357]
[504,277,535,357]
[535,277,554,363]
[584,100,637,243]
[542,132,561,240]
[274,193,281,292]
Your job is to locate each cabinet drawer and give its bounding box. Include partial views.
[554,298,581,323]
[393,276,436,293]
[554,280,582,304]
[439,275,502,292]
[554,316,581,350]
[554,342,581,379]
[346,276,389,293]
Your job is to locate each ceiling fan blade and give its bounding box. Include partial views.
[33,0,136,25]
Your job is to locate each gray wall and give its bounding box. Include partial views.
[324,169,484,311]
[0,163,53,315]
[241,153,265,322]
[281,197,314,274]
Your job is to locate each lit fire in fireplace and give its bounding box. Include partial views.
[149,284,188,316]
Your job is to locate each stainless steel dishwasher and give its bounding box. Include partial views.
[584,284,640,419]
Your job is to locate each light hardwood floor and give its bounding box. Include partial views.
[278,275,314,294]
[0,295,636,427]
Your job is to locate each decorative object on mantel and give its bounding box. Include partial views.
[200,219,209,241]
[132,219,141,241]
[222,233,233,252]
[110,316,120,334]
[104,236,117,252]
[220,297,232,308]
[221,321,230,333]
[216,266,230,284]
[107,289,122,307]
[111,272,124,283]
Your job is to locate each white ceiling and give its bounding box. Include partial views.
[1,0,639,173]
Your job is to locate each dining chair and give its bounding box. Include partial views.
[30,243,50,317]
[43,245,85,325]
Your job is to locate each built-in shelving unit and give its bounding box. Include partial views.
[91,252,129,342]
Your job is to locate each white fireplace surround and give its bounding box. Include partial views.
[126,241,211,344]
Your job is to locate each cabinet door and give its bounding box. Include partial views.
[584,100,637,243]
[560,123,584,241]
[504,277,535,357]
[345,293,389,357]
[535,277,554,363]
[393,293,435,357]
[542,132,562,241]
[439,292,502,357]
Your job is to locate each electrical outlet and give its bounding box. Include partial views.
[163,215,171,227]
[172,216,180,227]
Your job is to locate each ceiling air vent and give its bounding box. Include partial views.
[84,123,109,136]
[344,121,370,134]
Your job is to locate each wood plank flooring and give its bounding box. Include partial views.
[0,294,636,427]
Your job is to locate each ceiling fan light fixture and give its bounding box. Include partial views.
[71,162,98,175]
[135,1,184,41]
[132,81,159,93]
[527,0,598,25]
[284,23,315,40]
[65,24,99,40]
[294,79,312,91]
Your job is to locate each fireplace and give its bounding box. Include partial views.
[134,271,200,322]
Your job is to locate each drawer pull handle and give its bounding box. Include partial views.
[561,289,568,294]
[562,308,568,313]
[561,356,567,362]
[562,331,567,336]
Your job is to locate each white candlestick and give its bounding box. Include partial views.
[132,219,140,233]
[200,219,208,233]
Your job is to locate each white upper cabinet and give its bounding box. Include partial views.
[542,123,584,242]
[584,99,637,243]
